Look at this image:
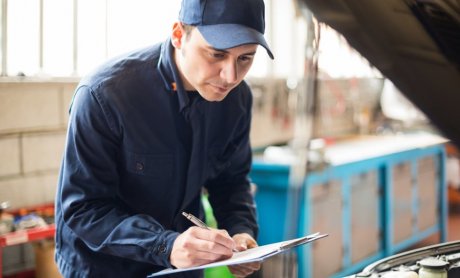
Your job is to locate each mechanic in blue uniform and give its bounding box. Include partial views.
[54,0,274,277]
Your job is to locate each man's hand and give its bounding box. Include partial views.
[228,233,261,278]
[170,227,236,268]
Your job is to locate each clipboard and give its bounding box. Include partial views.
[148,232,328,277]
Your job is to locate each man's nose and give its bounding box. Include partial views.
[221,60,238,84]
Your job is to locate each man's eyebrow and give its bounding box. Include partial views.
[206,46,257,56]
[241,51,257,56]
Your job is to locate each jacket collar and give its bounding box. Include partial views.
[157,37,192,112]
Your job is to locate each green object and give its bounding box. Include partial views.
[202,194,217,228]
[205,266,234,278]
[202,195,234,278]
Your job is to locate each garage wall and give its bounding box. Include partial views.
[0,78,292,209]
[0,80,76,209]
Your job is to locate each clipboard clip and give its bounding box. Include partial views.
[279,232,327,251]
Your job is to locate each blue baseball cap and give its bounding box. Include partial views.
[179,0,274,59]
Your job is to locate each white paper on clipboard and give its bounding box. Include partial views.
[148,232,328,277]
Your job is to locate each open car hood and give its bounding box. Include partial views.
[298,0,460,146]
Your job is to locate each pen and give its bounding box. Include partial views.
[182,212,210,230]
[182,211,238,252]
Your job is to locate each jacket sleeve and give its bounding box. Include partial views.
[57,85,178,267]
[204,88,259,239]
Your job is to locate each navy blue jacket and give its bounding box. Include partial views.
[55,38,258,278]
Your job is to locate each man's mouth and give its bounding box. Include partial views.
[210,83,231,94]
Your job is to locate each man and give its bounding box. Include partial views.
[54,0,274,277]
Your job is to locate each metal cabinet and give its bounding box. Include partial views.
[417,157,438,231]
[310,180,344,278]
[385,151,445,255]
[350,171,380,264]
[250,140,447,278]
[391,162,413,245]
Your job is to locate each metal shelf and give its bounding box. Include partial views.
[0,204,55,278]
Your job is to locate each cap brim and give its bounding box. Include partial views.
[197,24,274,59]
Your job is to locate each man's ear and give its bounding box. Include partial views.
[171,22,184,48]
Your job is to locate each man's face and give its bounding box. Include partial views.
[174,26,258,102]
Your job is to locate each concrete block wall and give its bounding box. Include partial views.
[0,78,287,210]
[0,79,77,209]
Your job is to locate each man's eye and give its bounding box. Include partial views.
[239,56,253,62]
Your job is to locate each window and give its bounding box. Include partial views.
[2,0,277,78]
[7,0,40,76]
[1,0,377,79]
[317,24,382,78]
